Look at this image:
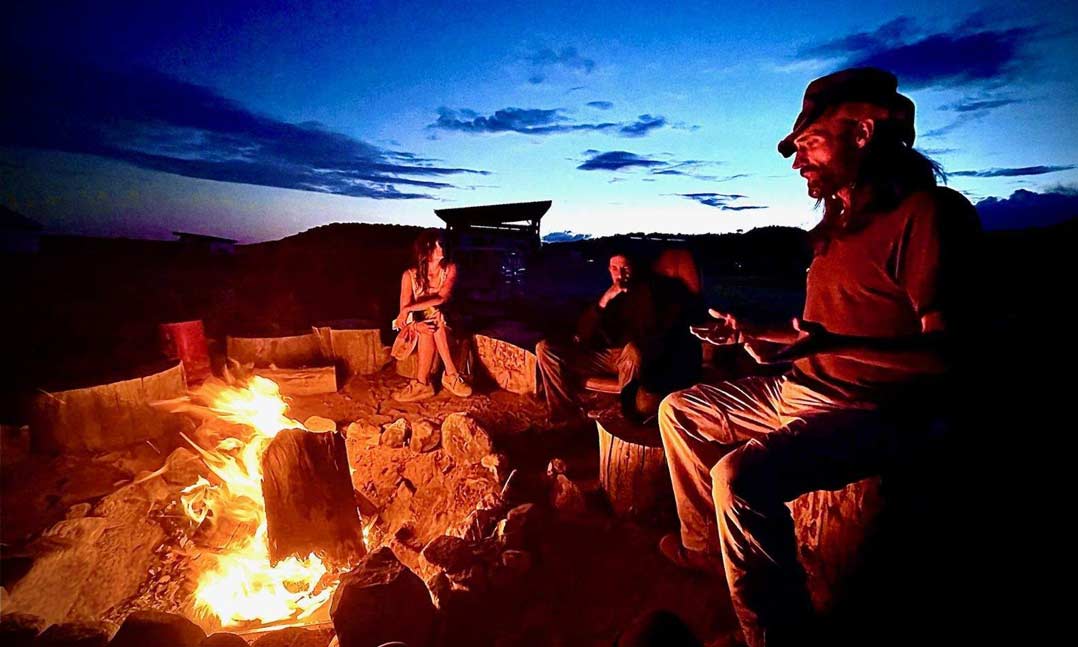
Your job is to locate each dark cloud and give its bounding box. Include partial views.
[921,112,989,139]
[576,151,731,180]
[941,97,1021,112]
[619,114,667,137]
[432,108,667,137]
[577,151,666,171]
[526,46,596,74]
[975,187,1078,230]
[587,101,614,110]
[542,230,592,243]
[0,58,487,199]
[951,164,1076,178]
[799,15,1033,89]
[678,193,766,210]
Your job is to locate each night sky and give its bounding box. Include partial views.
[2,0,1076,242]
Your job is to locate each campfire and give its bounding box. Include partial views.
[164,374,354,629]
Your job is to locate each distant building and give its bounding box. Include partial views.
[0,206,43,254]
[172,231,238,255]
[434,200,550,302]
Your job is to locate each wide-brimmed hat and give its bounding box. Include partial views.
[777,67,915,157]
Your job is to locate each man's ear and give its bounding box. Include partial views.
[853,118,875,150]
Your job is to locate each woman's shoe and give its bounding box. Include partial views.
[441,373,473,397]
[391,380,435,402]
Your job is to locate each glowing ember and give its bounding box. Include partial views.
[173,376,345,627]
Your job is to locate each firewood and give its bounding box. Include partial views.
[260,429,365,568]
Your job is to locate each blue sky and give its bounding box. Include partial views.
[2,0,1076,242]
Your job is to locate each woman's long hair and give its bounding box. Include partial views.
[413,229,448,294]
[810,118,946,254]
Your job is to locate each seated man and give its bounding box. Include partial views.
[658,68,981,646]
[536,252,656,421]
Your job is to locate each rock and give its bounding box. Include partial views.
[108,610,206,647]
[201,633,250,647]
[546,458,568,477]
[426,571,453,608]
[550,474,586,517]
[65,503,92,520]
[4,517,165,627]
[344,422,380,449]
[491,549,533,588]
[460,506,504,542]
[441,413,493,464]
[162,447,209,486]
[0,612,46,647]
[330,547,436,647]
[481,453,511,483]
[496,503,541,551]
[35,621,109,647]
[250,626,333,647]
[380,418,410,447]
[408,419,440,453]
[303,416,337,433]
[421,535,478,572]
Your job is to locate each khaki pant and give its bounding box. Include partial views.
[659,375,902,647]
[535,339,641,415]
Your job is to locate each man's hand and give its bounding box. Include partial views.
[598,283,628,309]
[690,308,743,346]
[743,318,836,364]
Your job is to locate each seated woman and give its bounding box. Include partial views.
[390,230,472,401]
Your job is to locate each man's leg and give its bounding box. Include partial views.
[711,409,897,647]
[658,377,785,554]
[616,342,642,389]
[536,339,587,416]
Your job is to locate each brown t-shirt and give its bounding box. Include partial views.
[791,186,981,403]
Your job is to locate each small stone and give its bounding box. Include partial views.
[251,626,333,647]
[201,633,250,647]
[546,458,568,477]
[331,547,435,647]
[427,571,453,608]
[36,621,110,647]
[65,503,92,520]
[481,453,511,483]
[0,612,46,647]
[441,413,493,464]
[380,418,410,447]
[408,419,441,453]
[550,474,586,517]
[109,610,206,647]
[303,416,337,433]
[421,535,477,572]
[497,503,541,550]
[344,422,380,449]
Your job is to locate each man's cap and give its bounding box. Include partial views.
[777,67,915,158]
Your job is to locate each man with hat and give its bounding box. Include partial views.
[657,68,981,645]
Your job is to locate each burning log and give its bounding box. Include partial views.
[252,366,337,396]
[596,415,675,523]
[260,428,366,568]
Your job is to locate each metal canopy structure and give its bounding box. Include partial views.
[434,200,550,248]
[433,200,551,302]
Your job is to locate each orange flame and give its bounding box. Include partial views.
[175,376,342,627]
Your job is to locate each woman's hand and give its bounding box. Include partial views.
[393,311,409,331]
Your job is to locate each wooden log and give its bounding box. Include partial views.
[312,327,389,377]
[260,429,366,568]
[789,476,883,613]
[226,333,323,368]
[28,361,187,453]
[474,333,537,395]
[252,366,337,396]
[596,415,674,523]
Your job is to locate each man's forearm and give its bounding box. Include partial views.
[744,323,799,344]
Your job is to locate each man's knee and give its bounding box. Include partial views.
[536,339,557,365]
[658,389,693,435]
[620,342,642,365]
[710,443,770,511]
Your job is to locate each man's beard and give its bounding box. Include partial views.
[802,166,845,200]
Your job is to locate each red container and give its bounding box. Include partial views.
[160,320,211,382]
